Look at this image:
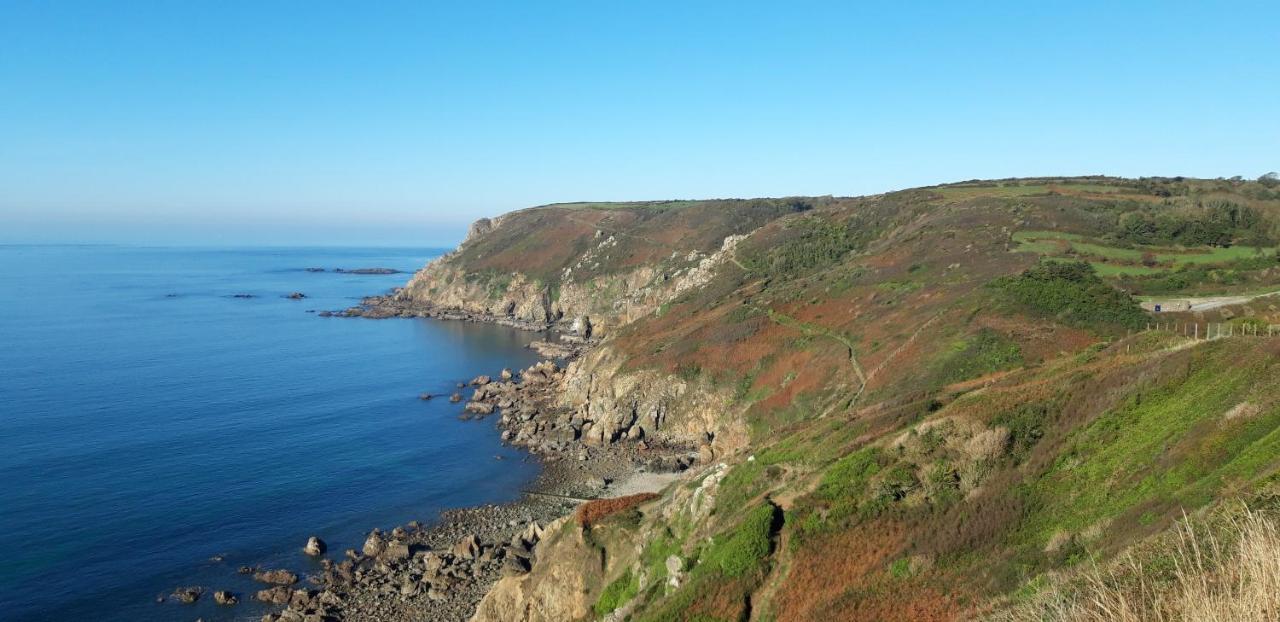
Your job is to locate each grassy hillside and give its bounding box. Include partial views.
[439,176,1280,621]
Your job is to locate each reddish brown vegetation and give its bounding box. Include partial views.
[575,493,658,528]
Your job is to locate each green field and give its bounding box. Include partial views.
[1012,230,1275,274]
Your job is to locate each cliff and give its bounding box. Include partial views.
[391,177,1280,621]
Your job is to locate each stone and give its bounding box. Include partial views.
[465,401,495,415]
[418,392,434,400]
[501,554,530,576]
[500,368,514,380]
[213,590,238,605]
[304,536,326,556]
[451,534,481,559]
[471,375,492,386]
[362,530,387,558]
[170,586,203,604]
[256,586,291,605]
[285,292,306,300]
[382,541,411,562]
[449,392,463,403]
[391,526,408,540]
[253,569,299,585]
[237,565,257,574]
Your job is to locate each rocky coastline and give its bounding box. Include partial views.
[176,299,695,622]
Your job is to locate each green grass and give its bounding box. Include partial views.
[594,569,640,616]
[1019,343,1280,549]
[931,328,1024,387]
[1013,230,1276,275]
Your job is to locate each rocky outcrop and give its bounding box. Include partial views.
[468,516,591,622]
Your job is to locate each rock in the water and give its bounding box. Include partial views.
[418,392,434,400]
[213,590,239,605]
[304,536,326,556]
[500,368,513,380]
[465,401,495,415]
[255,586,292,605]
[252,569,299,585]
[284,292,306,300]
[449,392,463,403]
[170,586,204,604]
[470,375,492,386]
[362,530,387,557]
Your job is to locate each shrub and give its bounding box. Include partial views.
[702,503,780,577]
[576,493,660,528]
[989,261,1147,330]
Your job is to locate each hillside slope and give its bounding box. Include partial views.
[397,176,1280,621]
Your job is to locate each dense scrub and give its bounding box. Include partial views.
[990,261,1147,331]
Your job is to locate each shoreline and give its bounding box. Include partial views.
[228,300,692,622]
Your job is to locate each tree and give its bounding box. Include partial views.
[1259,172,1279,188]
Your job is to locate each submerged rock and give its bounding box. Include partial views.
[170,586,204,604]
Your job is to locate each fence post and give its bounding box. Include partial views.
[1194,323,1199,340]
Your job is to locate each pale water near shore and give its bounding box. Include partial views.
[0,245,544,621]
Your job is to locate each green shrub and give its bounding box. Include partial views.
[702,503,779,577]
[990,261,1147,330]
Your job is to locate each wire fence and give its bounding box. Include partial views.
[1145,321,1280,339]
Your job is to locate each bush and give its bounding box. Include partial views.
[702,503,780,577]
[989,261,1147,330]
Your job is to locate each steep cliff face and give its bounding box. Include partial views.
[392,200,811,335]
[558,345,745,455]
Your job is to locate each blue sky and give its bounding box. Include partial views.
[1,1,1277,246]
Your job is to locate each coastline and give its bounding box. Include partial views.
[244,297,693,622]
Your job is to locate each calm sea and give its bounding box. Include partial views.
[0,245,542,621]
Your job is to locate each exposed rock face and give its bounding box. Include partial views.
[469,517,589,622]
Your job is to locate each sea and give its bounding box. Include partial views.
[0,244,544,621]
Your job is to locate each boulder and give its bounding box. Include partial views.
[285,292,306,300]
[418,392,434,400]
[382,541,411,562]
[304,536,326,556]
[501,554,530,577]
[465,402,495,415]
[500,368,514,380]
[471,375,492,386]
[255,586,292,605]
[451,534,481,559]
[253,569,299,585]
[213,590,238,605]
[571,315,593,338]
[449,392,463,403]
[362,530,387,558]
[170,586,204,604]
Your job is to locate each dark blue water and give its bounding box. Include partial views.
[0,245,543,621]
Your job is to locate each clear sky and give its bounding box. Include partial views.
[2,1,1277,246]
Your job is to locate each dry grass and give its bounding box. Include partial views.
[996,508,1280,622]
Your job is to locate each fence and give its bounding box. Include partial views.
[1145,322,1280,339]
